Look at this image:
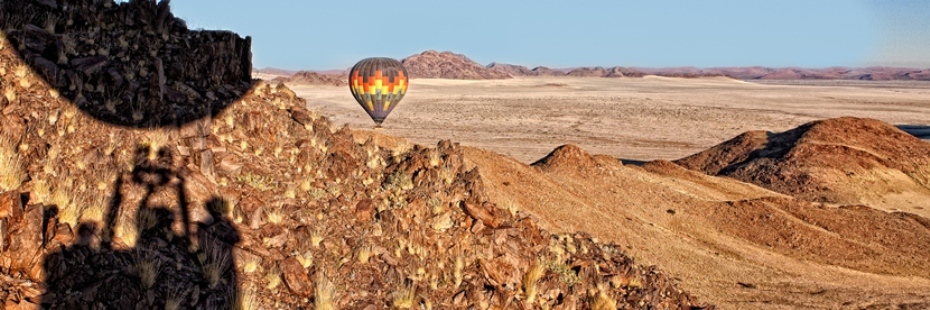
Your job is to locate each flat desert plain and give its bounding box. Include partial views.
[288,76,930,163]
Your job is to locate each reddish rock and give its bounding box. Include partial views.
[462,201,501,229]
[0,218,7,252]
[50,223,73,247]
[9,204,43,280]
[354,199,375,223]
[0,191,22,219]
[281,257,311,296]
[3,300,40,310]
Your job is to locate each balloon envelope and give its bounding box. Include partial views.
[348,57,409,126]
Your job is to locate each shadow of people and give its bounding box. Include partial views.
[0,0,253,128]
[41,145,241,309]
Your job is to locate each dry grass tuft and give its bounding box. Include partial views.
[137,207,159,232]
[237,171,275,191]
[115,213,139,248]
[310,231,324,248]
[453,254,465,287]
[428,150,441,167]
[628,276,643,289]
[14,63,28,78]
[0,134,25,191]
[235,284,259,310]
[202,237,232,289]
[3,86,16,103]
[314,272,337,310]
[308,186,327,200]
[356,245,372,264]
[243,255,261,274]
[52,188,80,228]
[265,269,282,290]
[591,290,617,310]
[32,179,52,203]
[386,170,414,191]
[522,259,546,304]
[79,193,108,223]
[392,281,418,309]
[165,286,186,310]
[284,187,296,199]
[296,250,314,269]
[546,259,581,285]
[266,207,284,225]
[134,252,161,289]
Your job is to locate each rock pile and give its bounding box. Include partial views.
[0,0,252,128]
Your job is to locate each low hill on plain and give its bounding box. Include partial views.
[675,117,930,216]
[401,50,511,80]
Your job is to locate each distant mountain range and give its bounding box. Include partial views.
[261,50,930,84]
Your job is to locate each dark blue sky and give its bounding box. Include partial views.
[169,1,928,70]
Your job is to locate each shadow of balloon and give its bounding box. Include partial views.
[897,125,930,141]
[0,0,252,128]
[40,145,241,309]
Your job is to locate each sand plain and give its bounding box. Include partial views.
[289,76,930,164]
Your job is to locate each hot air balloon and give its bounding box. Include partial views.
[348,57,409,128]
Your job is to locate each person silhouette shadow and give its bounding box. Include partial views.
[41,145,242,309]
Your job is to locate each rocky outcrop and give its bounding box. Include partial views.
[0,0,253,128]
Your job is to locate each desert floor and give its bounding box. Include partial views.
[287,76,930,164]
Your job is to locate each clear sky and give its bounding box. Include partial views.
[167,1,929,70]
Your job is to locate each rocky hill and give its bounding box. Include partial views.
[272,70,346,86]
[567,66,645,78]
[675,117,930,213]
[487,63,568,76]
[486,62,534,76]
[401,50,511,79]
[0,1,706,309]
